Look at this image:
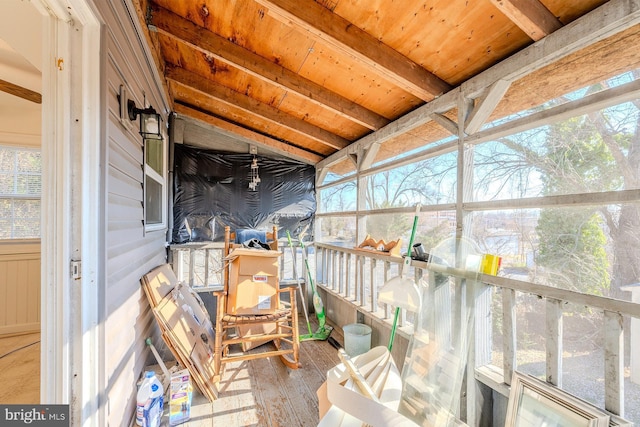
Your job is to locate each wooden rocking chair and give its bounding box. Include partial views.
[213,226,300,380]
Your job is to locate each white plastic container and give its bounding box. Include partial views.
[136,371,164,427]
[343,323,372,357]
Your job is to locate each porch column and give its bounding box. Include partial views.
[620,283,640,384]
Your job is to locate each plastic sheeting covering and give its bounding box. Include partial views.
[172,145,316,244]
[398,237,482,427]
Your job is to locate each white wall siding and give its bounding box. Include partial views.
[97,0,169,424]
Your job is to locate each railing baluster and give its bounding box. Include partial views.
[343,253,350,296]
[189,248,195,286]
[604,310,624,416]
[383,261,391,319]
[502,288,516,385]
[204,248,210,286]
[358,255,365,306]
[331,249,337,291]
[545,298,563,387]
[345,253,352,299]
[176,249,185,282]
[370,258,377,312]
[338,252,344,294]
[320,247,327,285]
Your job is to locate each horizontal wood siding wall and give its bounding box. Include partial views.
[99,1,168,424]
[0,242,40,336]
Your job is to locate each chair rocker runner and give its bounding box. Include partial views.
[213,226,301,380]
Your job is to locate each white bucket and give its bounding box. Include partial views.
[343,323,372,357]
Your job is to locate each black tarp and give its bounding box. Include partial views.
[172,144,316,243]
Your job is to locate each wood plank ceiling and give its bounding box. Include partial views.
[133,0,609,165]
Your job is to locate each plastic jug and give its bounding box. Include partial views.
[136,371,164,427]
[343,323,372,357]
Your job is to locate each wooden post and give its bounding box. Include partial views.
[370,258,377,312]
[383,260,391,318]
[502,288,517,385]
[604,310,624,417]
[189,248,195,286]
[545,298,563,387]
[620,283,640,385]
[204,248,210,286]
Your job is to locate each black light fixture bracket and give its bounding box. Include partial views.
[127,99,157,121]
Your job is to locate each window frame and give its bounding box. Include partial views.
[143,136,167,232]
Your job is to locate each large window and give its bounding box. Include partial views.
[0,146,41,239]
[144,138,166,230]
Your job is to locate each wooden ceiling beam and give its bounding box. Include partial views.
[318,0,640,170]
[165,65,350,151]
[174,103,323,165]
[254,0,452,101]
[0,79,41,104]
[430,113,459,136]
[465,79,512,134]
[490,0,563,41]
[149,4,388,131]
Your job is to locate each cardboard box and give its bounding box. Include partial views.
[225,248,280,315]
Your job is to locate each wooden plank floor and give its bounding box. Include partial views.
[0,332,40,404]
[176,321,342,427]
[0,325,343,426]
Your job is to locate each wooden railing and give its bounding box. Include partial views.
[168,239,640,422]
[314,242,640,422]
[168,239,312,291]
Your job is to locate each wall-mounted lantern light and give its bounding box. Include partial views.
[128,99,162,140]
[118,85,163,140]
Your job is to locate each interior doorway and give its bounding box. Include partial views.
[0,0,44,405]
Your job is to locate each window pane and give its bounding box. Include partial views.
[0,199,40,239]
[13,219,39,238]
[0,146,42,240]
[145,139,163,176]
[470,203,640,297]
[145,177,162,225]
[319,180,356,213]
[367,152,457,209]
[14,199,40,239]
[362,211,456,254]
[474,102,640,202]
[0,219,10,239]
[0,199,10,218]
[0,148,13,171]
[317,216,356,246]
[0,173,13,194]
[16,151,41,173]
[16,174,41,195]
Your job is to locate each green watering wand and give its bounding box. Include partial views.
[378,204,422,352]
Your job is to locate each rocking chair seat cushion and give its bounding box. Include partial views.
[221,308,291,324]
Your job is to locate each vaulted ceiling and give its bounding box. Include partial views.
[131,0,634,166]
